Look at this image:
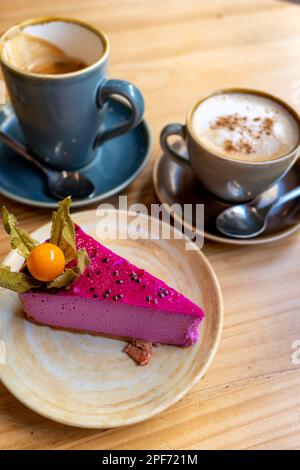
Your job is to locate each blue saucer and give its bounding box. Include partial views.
[0,98,151,208]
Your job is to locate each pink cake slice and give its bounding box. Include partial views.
[20,226,204,346]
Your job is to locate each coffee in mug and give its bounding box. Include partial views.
[160,89,300,202]
[0,17,144,171]
[191,91,299,163]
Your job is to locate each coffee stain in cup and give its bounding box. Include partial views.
[2,31,87,75]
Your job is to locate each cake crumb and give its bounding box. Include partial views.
[124,340,153,366]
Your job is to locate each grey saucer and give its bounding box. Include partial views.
[153,144,300,245]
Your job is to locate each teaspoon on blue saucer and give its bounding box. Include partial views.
[216,186,300,239]
[0,130,95,200]
[0,98,151,208]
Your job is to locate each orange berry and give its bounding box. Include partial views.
[27,243,65,282]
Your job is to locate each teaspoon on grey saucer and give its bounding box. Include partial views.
[0,131,95,200]
[216,185,300,239]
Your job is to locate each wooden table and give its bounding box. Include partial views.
[1,0,300,450]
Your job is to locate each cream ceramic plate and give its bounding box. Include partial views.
[0,210,223,428]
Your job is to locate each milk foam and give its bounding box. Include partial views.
[191,92,299,162]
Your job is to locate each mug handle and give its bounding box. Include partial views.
[94,78,144,147]
[160,123,190,165]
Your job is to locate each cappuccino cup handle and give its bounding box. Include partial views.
[160,123,190,165]
[94,78,144,147]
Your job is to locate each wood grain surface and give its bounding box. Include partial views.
[0,0,300,450]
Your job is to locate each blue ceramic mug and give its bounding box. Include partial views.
[0,17,144,171]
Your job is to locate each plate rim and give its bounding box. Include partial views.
[0,209,224,428]
[0,101,152,209]
[153,152,300,246]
